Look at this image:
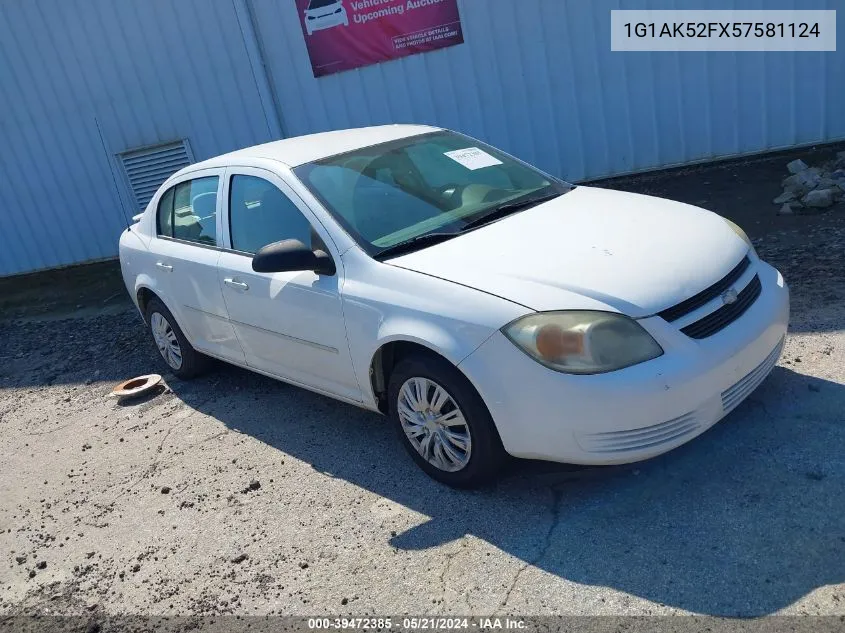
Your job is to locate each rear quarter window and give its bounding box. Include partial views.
[157,187,175,237]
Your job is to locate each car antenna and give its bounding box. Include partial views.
[94,116,133,231]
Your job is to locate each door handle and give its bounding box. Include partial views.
[224,278,249,291]
[156,262,173,272]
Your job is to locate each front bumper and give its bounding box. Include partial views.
[458,261,790,465]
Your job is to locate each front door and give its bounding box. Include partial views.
[217,167,361,402]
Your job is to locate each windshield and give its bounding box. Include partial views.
[293,131,571,258]
[307,0,339,9]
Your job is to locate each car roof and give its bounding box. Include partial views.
[180,124,441,174]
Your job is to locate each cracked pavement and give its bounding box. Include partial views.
[1,154,844,617]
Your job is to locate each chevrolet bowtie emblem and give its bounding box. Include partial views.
[721,287,739,306]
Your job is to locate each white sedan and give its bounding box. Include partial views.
[119,125,789,487]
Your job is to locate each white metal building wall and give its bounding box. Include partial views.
[0,0,842,276]
[0,0,277,276]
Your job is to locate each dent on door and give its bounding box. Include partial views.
[147,240,242,363]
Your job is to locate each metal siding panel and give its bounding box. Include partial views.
[0,0,274,275]
[35,0,128,259]
[446,16,496,151]
[0,15,88,268]
[651,50,686,167]
[539,2,587,180]
[565,1,613,178]
[471,4,515,157]
[604,4,639,174]
[489,1,539,166]
[0,152,42,273]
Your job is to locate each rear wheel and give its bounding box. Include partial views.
[388,353,507,488]
[145,297,210,380]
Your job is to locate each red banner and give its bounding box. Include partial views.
[297,0,464,77]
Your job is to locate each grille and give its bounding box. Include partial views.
[119,140,193,211]
[721,338,784,414]
[577,412,699,454]
[658,256,751,322]
[680,275,761,339]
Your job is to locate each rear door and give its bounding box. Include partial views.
[216,166,361,402]
[148,169,244,364]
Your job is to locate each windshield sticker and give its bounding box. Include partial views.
[444,147,503,170]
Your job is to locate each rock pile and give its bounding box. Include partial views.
[774,152,845,215]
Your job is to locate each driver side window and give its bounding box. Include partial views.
[228,175,319,255]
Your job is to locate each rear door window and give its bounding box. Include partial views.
[156,176,219,245]
[172,177,219,245]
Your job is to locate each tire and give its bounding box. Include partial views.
[145,297,210,380]
[388,353,507,488]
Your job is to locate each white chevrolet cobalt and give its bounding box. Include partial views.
[119,125,789,487]
[303,0,348,35]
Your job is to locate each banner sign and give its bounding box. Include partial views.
[296,0,464,77]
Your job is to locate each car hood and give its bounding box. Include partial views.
[387,186,749,317]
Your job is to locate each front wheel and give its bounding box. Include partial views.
[388,353,507,488]
[145,297,210,380]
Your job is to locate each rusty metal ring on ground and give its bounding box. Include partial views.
[111,374,162,399]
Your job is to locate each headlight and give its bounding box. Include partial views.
[724,218,757,257]
[502,311,663,375]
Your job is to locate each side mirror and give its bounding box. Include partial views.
[251,239,336,276]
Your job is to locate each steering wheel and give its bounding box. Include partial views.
[191,191,218,220]
[480,187,512,203]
